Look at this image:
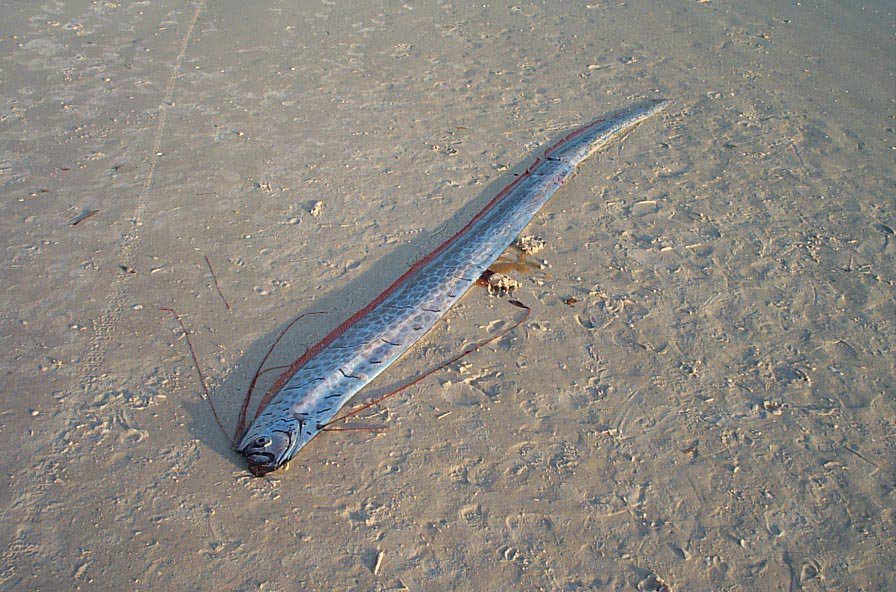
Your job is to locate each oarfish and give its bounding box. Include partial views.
[237,99,671,476]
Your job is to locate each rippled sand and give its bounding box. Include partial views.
[1,1,892,590]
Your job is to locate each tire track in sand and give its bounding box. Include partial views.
[84,1,207,380]
[3,4,209,588]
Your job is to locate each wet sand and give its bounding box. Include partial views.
[1,1,893,590]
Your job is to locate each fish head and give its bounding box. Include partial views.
[237,415,310,477]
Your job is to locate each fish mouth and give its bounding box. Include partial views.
[247,460,278,477]
[244,452,278,477]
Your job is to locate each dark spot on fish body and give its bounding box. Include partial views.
[389,304,415,310]
[339,368,364,380]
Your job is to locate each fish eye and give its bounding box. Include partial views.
[253,436,272,448]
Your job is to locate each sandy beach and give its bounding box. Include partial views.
[1,1,893,590]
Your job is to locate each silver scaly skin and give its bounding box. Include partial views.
[238,99,671,476]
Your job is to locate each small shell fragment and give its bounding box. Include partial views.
[515,235,545,254]
[485,272,520,296]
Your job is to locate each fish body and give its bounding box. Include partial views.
[238,99,671,476]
